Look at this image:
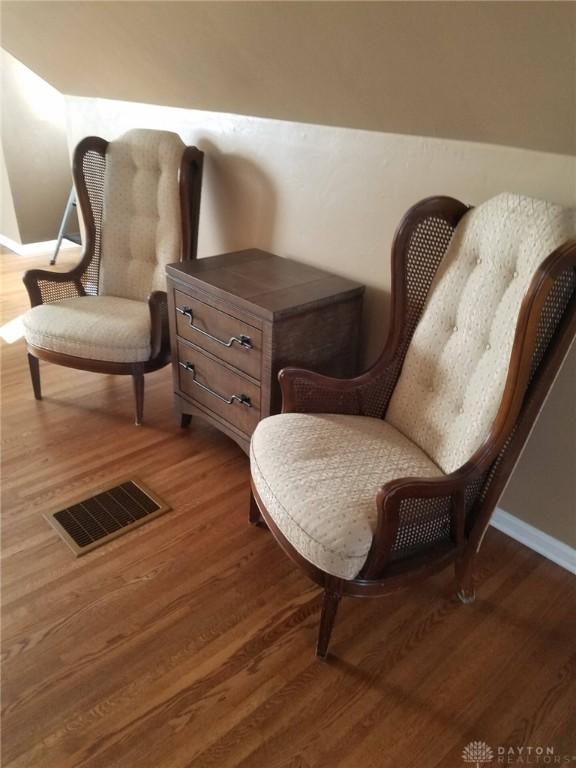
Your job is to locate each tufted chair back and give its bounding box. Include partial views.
[386,194,576,473]
[99,129,186,302]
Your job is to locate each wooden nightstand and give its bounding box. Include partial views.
[166,249,364,453]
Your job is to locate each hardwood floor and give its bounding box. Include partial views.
[1,248,575,768]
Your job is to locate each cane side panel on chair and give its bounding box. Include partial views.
[250,193,576,657]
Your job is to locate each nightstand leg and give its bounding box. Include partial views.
[180,413,192,428]
[249,489,262,525]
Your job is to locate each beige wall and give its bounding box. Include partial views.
[65,96,576,546]
[1,141,20,243]
[1,50,72,244]
[2,2,575,155]
[501,342,576,548]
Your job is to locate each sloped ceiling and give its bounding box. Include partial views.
[2,1,574,155]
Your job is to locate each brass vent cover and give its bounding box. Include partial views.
[45,480,170,556]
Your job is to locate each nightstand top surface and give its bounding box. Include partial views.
[167,249,364,320]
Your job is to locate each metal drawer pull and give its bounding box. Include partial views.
[176,306,253,349]
[179,362,252,407]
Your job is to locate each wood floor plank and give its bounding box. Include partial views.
[1,248,574,768]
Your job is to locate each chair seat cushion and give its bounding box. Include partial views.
[23,296,151,363]
[250,413,443,580]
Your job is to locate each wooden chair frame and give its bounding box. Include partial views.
[23,136,204,424]
[249,196,576,657]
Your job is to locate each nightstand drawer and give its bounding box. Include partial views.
[174,290,262,379]
[177,341,261,436]
[167,249,364,453]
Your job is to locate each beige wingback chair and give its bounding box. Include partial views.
[22,129,203,424]
[249,193,576,657]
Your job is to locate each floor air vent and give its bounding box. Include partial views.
[45,480,170,556]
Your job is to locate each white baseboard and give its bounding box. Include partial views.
[0,234,80,257]
[491,507,576,575]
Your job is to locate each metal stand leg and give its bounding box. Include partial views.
[51,187,77,266]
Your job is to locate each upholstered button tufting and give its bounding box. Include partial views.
[452,325,458,333]
[459,406,465,415]
[99,130,185,302]
[386,192,575,475]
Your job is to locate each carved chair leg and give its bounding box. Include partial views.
[316,588,341,659]
[249,489,262,525]
[455,550,476,604]
[132,367,145,426]
[27,353,42,400]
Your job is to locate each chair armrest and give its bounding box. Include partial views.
[148,290,169,361]
[362,470,474,579]
[23,268,85,307]
[278,344,402,416]
[279,367,363,415]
